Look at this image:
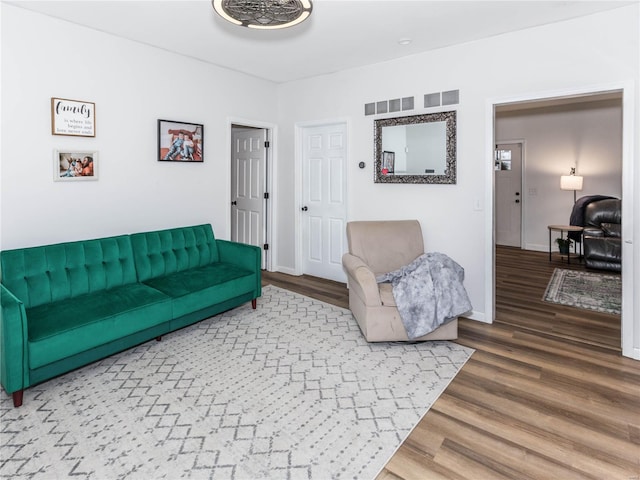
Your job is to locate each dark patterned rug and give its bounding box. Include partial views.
[543,268,621,315]
[0,285,473,480]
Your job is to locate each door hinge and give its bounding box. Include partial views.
[264,243,269,250]
[264,141,270,148]
[264,192,269,199]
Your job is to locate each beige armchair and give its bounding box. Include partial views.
[342,220,458,342]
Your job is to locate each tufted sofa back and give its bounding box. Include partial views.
[1,236,137,309]
[130,224,219,282]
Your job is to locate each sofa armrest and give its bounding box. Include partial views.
[342,253,382,306]
[1,284,29,394]
[216,240,262,297]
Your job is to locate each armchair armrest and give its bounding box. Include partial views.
[1,284,29,395]
[342,253,382,307]
[583,228,604,238]
[601,223,621,238]
[216,240,262,297]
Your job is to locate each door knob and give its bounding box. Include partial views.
[515,199,520,203]
[515,192,520,196]
[301,206,308,211]
[231,201,237,206]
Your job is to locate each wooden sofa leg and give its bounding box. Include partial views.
[155,336,162,342]
[12,390,23,408]
[252,299,257,309]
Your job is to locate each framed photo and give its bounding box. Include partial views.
[158,119,203,162]
[382,151,395,175]
[51,98,96,137]
[54,150,98,181]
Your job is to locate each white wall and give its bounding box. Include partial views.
[496,98,623,251]
[275,5,639,325]
[0,4,278,250]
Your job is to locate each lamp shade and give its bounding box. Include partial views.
[560,175,583,191]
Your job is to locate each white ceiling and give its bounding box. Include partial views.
[8,0,633,83]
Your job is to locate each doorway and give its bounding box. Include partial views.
[298,121,348,283]
[230,124,269,269]
[489,85,635,359]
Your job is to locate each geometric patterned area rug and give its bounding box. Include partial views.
[543,268,622,315]
[0,285,473,480]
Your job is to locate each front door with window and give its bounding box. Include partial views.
[495,143,523,247]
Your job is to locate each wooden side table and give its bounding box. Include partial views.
[548,225,583,264]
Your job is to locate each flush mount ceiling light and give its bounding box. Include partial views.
[212,0,313,30]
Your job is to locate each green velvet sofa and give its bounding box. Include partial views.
[0,224,261,407]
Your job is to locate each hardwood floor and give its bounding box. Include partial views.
[262,247,639,480]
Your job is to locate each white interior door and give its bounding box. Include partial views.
[231,126,267,267]
[301,123,347,283]
[495,143,523,247]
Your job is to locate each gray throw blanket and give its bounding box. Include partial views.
[376,252,472,339]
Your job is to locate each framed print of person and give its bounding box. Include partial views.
[382,151,395,175]
[54,150,98,181]
[157,119,204,162]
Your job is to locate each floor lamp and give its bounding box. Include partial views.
[560,167,584,203]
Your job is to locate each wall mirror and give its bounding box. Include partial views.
[374,110,457,184]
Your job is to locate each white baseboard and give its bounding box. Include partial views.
[524,243,549,253]
[271,266,298,276]
[465,310,488,323]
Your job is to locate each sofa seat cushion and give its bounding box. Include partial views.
[142,262,256,318]
[27,283,172,369]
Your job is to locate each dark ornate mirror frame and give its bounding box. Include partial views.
[374,110,457,184]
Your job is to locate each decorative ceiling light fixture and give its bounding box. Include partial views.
[212,0,313,30]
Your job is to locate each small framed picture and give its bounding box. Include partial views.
[51,98,96,137]
[158,119,203,162]
[382,151,395,175]
[54,150,98,181]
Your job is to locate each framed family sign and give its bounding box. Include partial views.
[51,97,96,137]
